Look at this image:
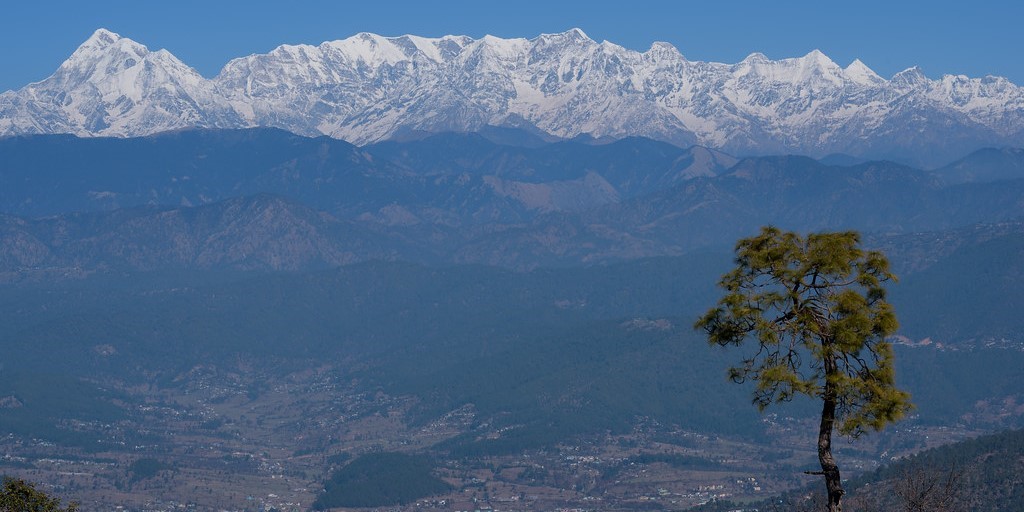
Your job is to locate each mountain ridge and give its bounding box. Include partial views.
[2,28,1023,166]
[3,129,1024,274]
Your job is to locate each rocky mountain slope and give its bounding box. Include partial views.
[3,29,1024,165]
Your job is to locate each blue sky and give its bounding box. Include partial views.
[2,0,1021,91]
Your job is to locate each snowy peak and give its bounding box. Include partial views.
[844,59,884,85]
[645,41,685,60]
[341,32,476,64]
[537,27,591,43]
[801,50,844,79]
[53,28,207,93]
[742,52,770,63]
[800,49,837,67]
[530,28,597,58]
[892,66,929,88]
[466,34,530,62]
[79,28,123,50]
[2,29,1023,167]
[390,34,466,63]
[329,32,422,65]
[59,28,150,76]
[735,49,844,85]
[0,28,234,137]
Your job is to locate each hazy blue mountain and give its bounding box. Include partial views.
[3,130,1024,271]
[936,146,1024,184]
[0,128,397,217]
[818,153,870,166]
[891,229,1024,343]
[455,157,1024,267]
[0,129,731,225]
[365,132,737,199]
[0,194,404,277]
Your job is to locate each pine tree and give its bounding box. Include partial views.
[696,227,913,512]
[0,477,78,512]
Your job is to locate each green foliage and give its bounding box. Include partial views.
[416,318,765,458]
[0,373,125,450]
[709,428,1024,511]
[892,233,1024,341]
[127,458,169,483]
[696,226,912,436]
[312,452,451,509]
[325,452,351,466]
[833,428,1024,511]
[0,477,78,512]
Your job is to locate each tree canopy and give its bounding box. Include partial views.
[696,226,912,511]
[0,477,78,512]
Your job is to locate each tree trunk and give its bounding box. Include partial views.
[819,355,844,512]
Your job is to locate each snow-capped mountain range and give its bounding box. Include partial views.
[2,28,1023,165]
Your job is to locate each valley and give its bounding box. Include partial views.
[1,97,1023,512]
[0,354,995,512]
[2,242,1024,510]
